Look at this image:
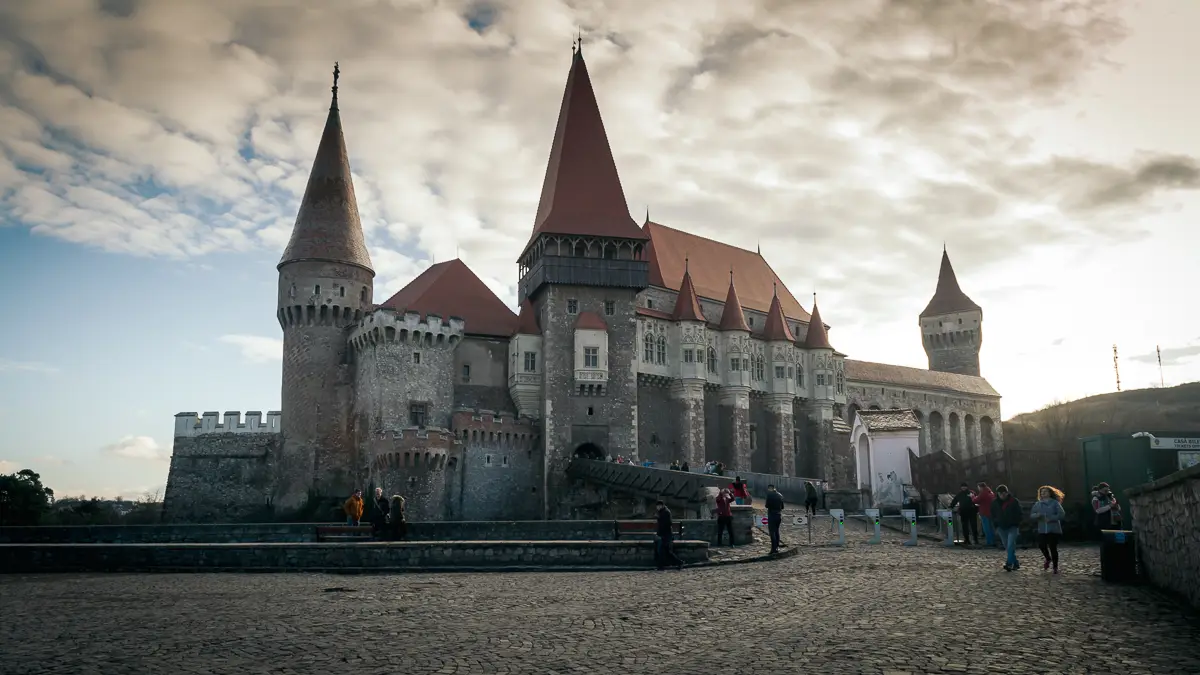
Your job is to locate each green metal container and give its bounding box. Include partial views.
[1079,432,1198,505]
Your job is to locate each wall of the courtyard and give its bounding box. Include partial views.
[1126,463,1200,608]
[162,431,279,523]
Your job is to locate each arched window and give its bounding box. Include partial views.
[836,371,844,395]
[796,365,804,387]
[707,347,717,373]
[754,355,764,381]
[643,333,654,362]
[655,334,667,365]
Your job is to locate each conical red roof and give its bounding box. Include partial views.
[515,299,541,335]
[279,74,373,273]
[761,286,795,341]
[718,273,750,332]
[804,302,833,350]
[920,248,980,318]
[523,49,646,254]
[671,264,706,322]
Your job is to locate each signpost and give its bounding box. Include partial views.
[865,508,881,544]
[901,509,918,546]
[829,508,845,546]
[937,509,955,547]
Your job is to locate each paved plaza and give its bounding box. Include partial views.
[4,528,1199,675]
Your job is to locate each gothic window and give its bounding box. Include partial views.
[524,351,537,372]
[816,373,826,386]
[656,335,666,365]
[836,371,845,394]
[796,366,804,387]
[684,348,694,363]
[584,347,599,368]
[643,333,654,362]
[409,403,428,428]
[775,365,785,379]
[742,357,750,372]
[567,299,578,314]
[730,357,739,372]
[708,347,717,373]
[604,300,615,316]
[755,356,764,381]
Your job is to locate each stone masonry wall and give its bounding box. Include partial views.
[453,337,512,411]
[454,410,542,520]
[636,381,675,464]
[163,433,280,523]
[1126,463,1200,608]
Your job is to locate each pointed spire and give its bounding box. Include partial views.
[671,260,706,322]
[718,270,750,332]
[804,300,833,350]
[523,48,645,252]
[278,64,373,274]
[920,248,979,318]
[645,206,650,224]
[515,298,542,335]
[762,281,794,342]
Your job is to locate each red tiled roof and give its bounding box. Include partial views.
[379,259,517,337]
[920,248,980,318]
[845,360,1000,398]
[515,298,541,335]
[804,302,833,350]
[279,89,373,273]
[636,306,673,320]
[718,274,751,332]
[644,220,809,321]
[761,289,795,342]
[575,311,607,330]
[524,50,646,252]
[670,265,706,322]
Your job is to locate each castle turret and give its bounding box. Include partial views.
[275,64,375,511]
[800,297,849,486]
[508,299,543,419]
[920,247,982,376]
[717,271,752,471]
[516,43,648,518]
[670,261,707,467]
[762,285,796,475]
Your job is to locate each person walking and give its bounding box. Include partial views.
[992,484,1023,571]
[973,482,997,547]
[714,488,735,546]
[803,481,819,516]
[765,484,785,554]
[343,489,364,527]
[950,482,979,545]
[654,500,684,570]
[1031,485,1066,573]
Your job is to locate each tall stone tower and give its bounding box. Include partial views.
[516,44,649,518]
[920,247,981,377]
[275,65,375,511]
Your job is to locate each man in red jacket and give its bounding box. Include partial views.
[973,482,998,547]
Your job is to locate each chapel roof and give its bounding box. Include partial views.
[920,248,980,318]
[379,259,517,337]
[845,359,1000,398]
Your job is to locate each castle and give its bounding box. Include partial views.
[163,48,1002,523]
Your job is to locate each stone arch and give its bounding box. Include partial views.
[856,432,871,491]
[948,412,962,458]
[913,410,928,455]
[574,443,604,460]
[980,417,996,454]
[965,415,977,458]
[929,411,945,455]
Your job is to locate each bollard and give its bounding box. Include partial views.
[901,509,918,546]
[829,508,845,545]
[865,508,881,544]
[937,509,955,547]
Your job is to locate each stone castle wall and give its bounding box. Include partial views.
[1126,463,1200,608]
[162,412,280,523]
[368,427,458,521]
[453,410,542,520]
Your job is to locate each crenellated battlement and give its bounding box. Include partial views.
[349,308,465,353]
[174,411,282,437]
[368,426,461,473]
[451,409,540,449]
[277,302,365,330]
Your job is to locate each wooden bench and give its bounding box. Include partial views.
[613,520,684,540]
[315,525,374,542]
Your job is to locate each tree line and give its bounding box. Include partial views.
[0,468,163,526]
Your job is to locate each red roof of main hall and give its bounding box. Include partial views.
[379,259,517,338]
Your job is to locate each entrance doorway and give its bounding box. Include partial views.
[574,443,604,460]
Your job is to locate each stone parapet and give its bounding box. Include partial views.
[1125,463,1200,607]
[174,411,281,438]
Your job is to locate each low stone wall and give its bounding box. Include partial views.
[1125,463,1200,607]
[0,517,748,546]
[0,540,709,573]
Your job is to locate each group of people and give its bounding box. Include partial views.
[342,488,408,540]
[666,460,691,472]
[948,480,1124,573]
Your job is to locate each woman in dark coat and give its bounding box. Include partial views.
[388,495,407,541]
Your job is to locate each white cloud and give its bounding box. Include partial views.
[219,334,283,363]
[0,460,17,474]
[0,358,59,374]
[102,435,168,461]
[34,455,69,466]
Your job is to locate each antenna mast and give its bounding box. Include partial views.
[1113,344,1121,392]
[1157,345,1164,387]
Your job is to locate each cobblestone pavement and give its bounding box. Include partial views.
[3,533,1198,674]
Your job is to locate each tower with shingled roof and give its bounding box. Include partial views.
[920,248,983,377]
[515,42,650,517]
[274,64,376,511]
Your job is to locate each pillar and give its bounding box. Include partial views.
[670,380,706,468]
[719,387,751,471]
[765,393,795,476]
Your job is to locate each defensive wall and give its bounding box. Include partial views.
[1126,462,1200,608]
[162,411,281,523]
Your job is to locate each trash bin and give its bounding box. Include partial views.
[1100,529,1138,583]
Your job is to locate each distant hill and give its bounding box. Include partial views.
[1000,381,1200,460]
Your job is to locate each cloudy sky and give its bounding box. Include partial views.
[1,0,1197,499]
